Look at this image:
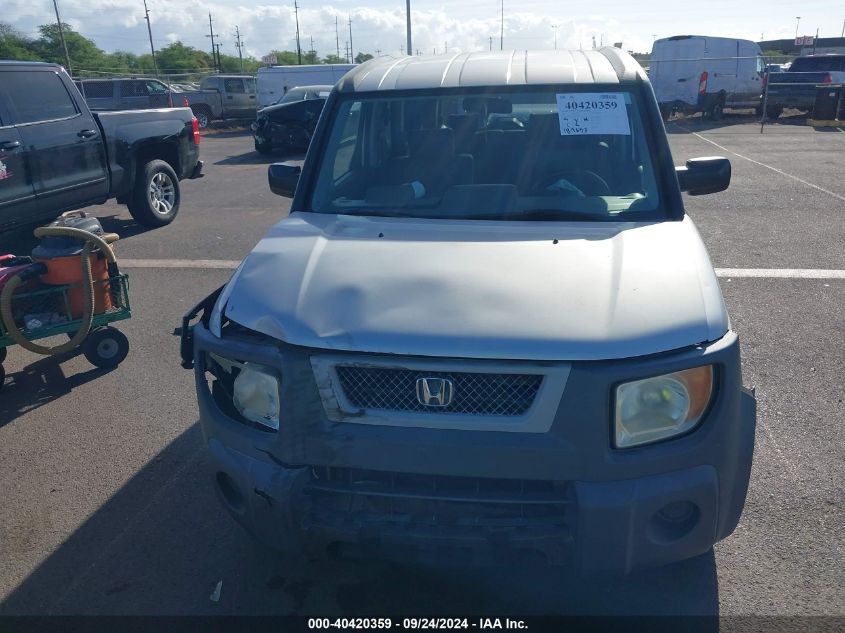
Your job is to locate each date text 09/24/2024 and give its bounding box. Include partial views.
[307,618,528,630]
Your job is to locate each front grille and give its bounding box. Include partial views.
[304,467,574,551]
[335,366,542,416]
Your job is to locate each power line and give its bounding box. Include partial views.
[500,0,504,50]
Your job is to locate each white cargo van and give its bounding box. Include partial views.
[649,36,767,120]
[256,64,355,107]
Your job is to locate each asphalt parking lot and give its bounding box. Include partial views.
[0,114,842,619]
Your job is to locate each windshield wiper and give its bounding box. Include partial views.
[513,209,612,221]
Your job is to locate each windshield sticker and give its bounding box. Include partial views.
[555,93,631,135]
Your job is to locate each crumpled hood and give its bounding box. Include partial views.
[221,213,728,360]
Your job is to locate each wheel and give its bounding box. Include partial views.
[659,106,672,122]
[83,327,129,369]
[254,141,272,155]
[191,106,211,129]
[766,106,782,120]
[128,159,181,228]
[709,101,725,121]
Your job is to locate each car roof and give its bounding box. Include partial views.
[338,48,645,93]
[0,60,62,70]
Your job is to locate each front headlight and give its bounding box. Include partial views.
[614,365,714,448]
[207,353,280,431]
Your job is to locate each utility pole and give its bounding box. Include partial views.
[345,41,349,63]
[215,43,222,71]
[294,0,302,64]
[348,15,353,63]
[309,35,316,62]
[335,16,340,59]
[551,24,559,50]
[51,0,72,74]
[489,36,493,51]
[405,0,412,58]
[795,16,801,38]
[375,48,382,56]
[207,13,219,72]
[500,0,504,50]
[143,0,159,77]
[234,25,244,73]
[400,44,404,54]
[841,18,845,38]
[444,41,448,54]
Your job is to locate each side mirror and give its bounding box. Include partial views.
[268,162,301,198]
[676,157,731,196]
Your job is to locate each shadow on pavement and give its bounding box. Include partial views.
[665,111,808,134]
[0,424,720,617]
[0,350,112,429]
[215,150,306,167]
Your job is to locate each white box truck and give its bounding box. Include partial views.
[649,36,767,120]
[256,64,356,107]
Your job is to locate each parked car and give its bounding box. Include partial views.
[252,94,327,154]
[174,74,257,129]
[181,49,756,575]
[270,84,332,106]
[649,35,767,120]
[74,77,173,111]
[1,62,203,230]
[256,64,354,107]
[763,54,845,118]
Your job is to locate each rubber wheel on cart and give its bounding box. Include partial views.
[83,327,129,369]
[128,159,181,228]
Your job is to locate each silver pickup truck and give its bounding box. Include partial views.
[176,75,257,128]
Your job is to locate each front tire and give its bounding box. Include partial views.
[255,141,272,155]
[83,327,129,369]
[128,159,181,228]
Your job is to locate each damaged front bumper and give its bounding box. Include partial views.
[182,300,756,574]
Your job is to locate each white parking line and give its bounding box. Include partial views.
[715,268,845,279]
[673,123,845,203]
[119,259,845,279]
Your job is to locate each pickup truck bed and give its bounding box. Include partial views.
[765,55,845,116]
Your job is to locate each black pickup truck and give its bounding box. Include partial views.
[0,61,203,231]
[764,55,845,118]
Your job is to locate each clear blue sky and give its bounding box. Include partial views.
[5,0,843,66]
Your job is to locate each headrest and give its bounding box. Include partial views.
[407,128,455,157]
[448,113,482,135]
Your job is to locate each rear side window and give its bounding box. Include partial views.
[4,71,78,124]
[77,81,113,98]
[790,56,845,72]
[224,79,246,93]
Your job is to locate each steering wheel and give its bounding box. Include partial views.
[531,170,611,196]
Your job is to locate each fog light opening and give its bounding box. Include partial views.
[649,501,700,543]
[215,471,246,514]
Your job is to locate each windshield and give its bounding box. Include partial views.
[308,86,663,221]
[278,87,308,104]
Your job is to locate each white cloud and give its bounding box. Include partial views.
[2,0,836,68]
